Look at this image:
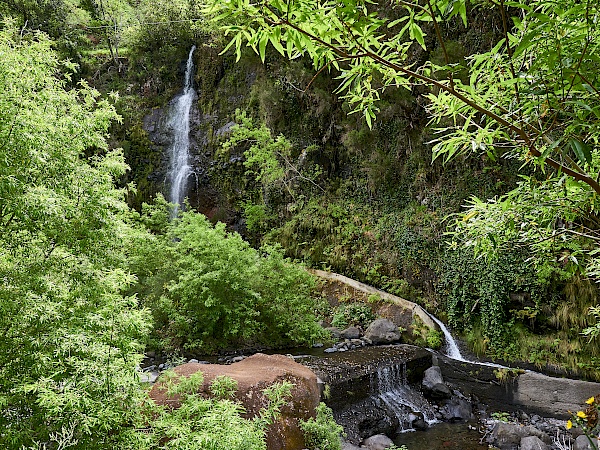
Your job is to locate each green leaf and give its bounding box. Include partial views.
[569,138,592,165]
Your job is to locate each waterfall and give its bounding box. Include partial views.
[167,45,196,217]
[370,363,438,431]
[428,313,507,369]
[427,314,467,362]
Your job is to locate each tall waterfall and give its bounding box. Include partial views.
[167,45,196,216]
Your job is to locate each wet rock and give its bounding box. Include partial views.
[442,397,472,421]
[520,436,548,450]
[409,412,428,431]
[363,434,394,449]
[341,326,362,339]
[364,319,401,344]
[422,366,452,399]
[324,347,336,353]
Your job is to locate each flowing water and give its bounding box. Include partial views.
[370,362,438,432]
[428,313,507,369]
[167,45,196,216]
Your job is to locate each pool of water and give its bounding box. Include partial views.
[394,421,488,450]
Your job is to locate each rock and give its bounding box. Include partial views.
[409,412,427,431]
[188,358,199,363]
[341,326,362,339]
[230,355,245,363]
[520,436,548,450]
[342,442,363,450]
[422,366,452,399]
[324,347,336,353]
[149,353,320,450]
[363,434,394,450]
[146,351,156,358]
[442,397,472,421]
[326,327,342,339]
[364,319,401,344]
[491,423,551,449]
[574,435,597,450]
[312,342,324,348]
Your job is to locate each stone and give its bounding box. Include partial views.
[188,358,199,363]
[520,436,548,450]
[341,326,362,339]
[441,397,472,421]
[364,319,402,344]
[422,366,452,399]
[326,327,342,339]
[491,423,551,449]
[324,347,336,353]
[574,435,597,450]
[363,434,394,450]
[342,442,363,450]
[149,353,320,450]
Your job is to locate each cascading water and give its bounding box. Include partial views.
[428,313,507,368]
[167,45,196,217]
[427,314,467,361]
[370,362,438,432]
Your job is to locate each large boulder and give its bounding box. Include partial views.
[441,396,472,421]
[422,366,452,399]
[365,319,402,344]
[149,353,320,450]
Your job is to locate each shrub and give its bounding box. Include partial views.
[331,303,376,329]
[131,196,327,352]
[299,403,344,450]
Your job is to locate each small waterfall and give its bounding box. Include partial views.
[370,363,438,432]
[167,45,196,217]
[427,314,467,362]
[428,313,507,369]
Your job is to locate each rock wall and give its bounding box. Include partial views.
[436,354,600,418]
[310,269,438,330]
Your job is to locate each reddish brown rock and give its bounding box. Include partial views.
[149,353,320,450]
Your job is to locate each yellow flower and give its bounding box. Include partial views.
[566,420,573,430]
[577,411,588,419]
[586,397,595,405]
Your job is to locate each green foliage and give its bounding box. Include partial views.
[204,0,600,359]
[490,411,511,422]
[131,195,327,352]
[130,371,293,450]
[331,303,375,330]
[439,247,544,348]
[0,23,150,449]
[299,403,344,450]
[210,375,238,400]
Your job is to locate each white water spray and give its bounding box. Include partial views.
[167,45,196,216]
[371,363,438,431]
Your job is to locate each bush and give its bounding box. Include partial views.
[132,196,327,353]
[299,403,344,450]
[331,303,376,329]
[128,371,293,450]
